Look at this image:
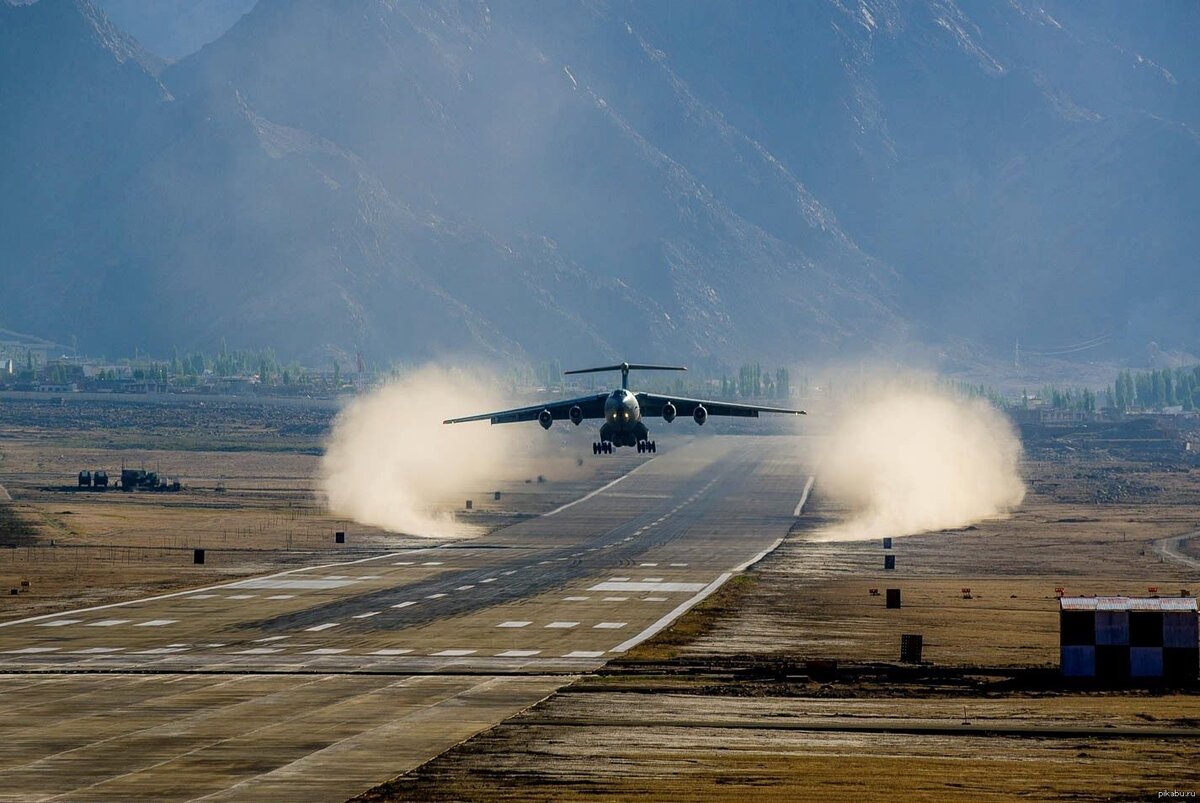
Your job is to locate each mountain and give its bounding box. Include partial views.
[89,0,256,61]
[1,0,1197,368]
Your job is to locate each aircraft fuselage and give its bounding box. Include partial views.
[600,389,649,447]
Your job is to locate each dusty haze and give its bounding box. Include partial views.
[319,365,530,538]
[815,386,1025,541]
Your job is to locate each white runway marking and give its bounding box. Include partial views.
[669,563,688,567]
[358,575,383,579]
[72,647,124,654]
[352,611,380,619]
[563,596,590,601]
[37,620,81,627]
[591,581,705,593]
[611,572,732,653]
[643,596,668,602]
[543,462,648,517]
[497,650,541,657]
[609,577,631,582]
[545,621,579,629]
[391,601,417,609]
[371,649,413,655]
[564,650,604,658]
[305,623,340,632]
[232,578,358,590]
[237,648,284,655]
[794,474,816,517]
[5,647,60,654]
[325,576,350,580]
[305,648,348,655]
[643,577,664,582]
[392,561,414,566]
[639,563,658,567]
[502,570,517,576]
[594,622,627,629]
[455,585,475,591]
[426,593,447,599]
[266,595,295,600]
[227,595,256,600]
[497,621,532,628]
[253,635,289,643]
[421,561,444,566]
[134,647,189,654]
[135,619,176,627]
[481,578,497,583]
[432,649,476,656]
[601,597,628,602]
[187,594,219,599]
[86,619,130,627]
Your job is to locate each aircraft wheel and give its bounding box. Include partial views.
[650,441,657,453]
[593,442,599,455]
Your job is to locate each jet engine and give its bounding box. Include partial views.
[693,404,707,425]
[569,406,584,425]
[538,409,553,429]
[662,402,677,423]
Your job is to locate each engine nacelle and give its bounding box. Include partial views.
[662,402,677,423]
[538,409,553,429]
[569,405,584,426]
[693,404,707,425]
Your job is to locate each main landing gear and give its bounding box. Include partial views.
[637,440,657,454]
[593,441,614,455]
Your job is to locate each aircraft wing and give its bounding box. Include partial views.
[636,393,806,419]
[443,393,609,425]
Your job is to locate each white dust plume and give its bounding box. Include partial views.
[815,386,1025,541]
[319,365,529,538]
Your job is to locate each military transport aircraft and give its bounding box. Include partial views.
[443,362,805,454]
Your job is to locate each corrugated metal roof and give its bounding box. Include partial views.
[1059,596,1197,612]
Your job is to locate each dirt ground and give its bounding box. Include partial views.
[365,437,1200,803]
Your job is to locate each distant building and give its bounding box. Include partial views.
[1060,596,1198,681]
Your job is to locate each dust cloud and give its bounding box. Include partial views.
[815,385,1025,541]
[319,365,528,538]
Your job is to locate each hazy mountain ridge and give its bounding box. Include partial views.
[1,0,1196,367]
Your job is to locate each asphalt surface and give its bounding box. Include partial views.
[0,435,814,801]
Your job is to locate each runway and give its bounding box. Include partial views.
[0,436,813,801]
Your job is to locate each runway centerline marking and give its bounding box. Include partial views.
[432,649,476,657]
[134,620,176,627]
[497,621,532,628]
[392,602,417,609]
[86,619,129,627]
[352,611,380,619]
[305,623,340,632]
[497,650,540,657]
[546,621,579,629]
[594,622,627,629]
[37,620,81,627]
[564,650,604,658]
[371,649,413,655]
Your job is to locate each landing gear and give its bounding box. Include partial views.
[593,441,614,455]
[636,440,657,454]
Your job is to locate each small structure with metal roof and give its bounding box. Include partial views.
[1059,596,1198,681]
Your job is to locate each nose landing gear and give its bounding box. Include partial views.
[636,440,656,454]
[592,441,614,455]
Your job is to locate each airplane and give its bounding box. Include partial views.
[443,362,805,454]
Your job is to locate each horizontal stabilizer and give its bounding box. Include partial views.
[563,362,687,375]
